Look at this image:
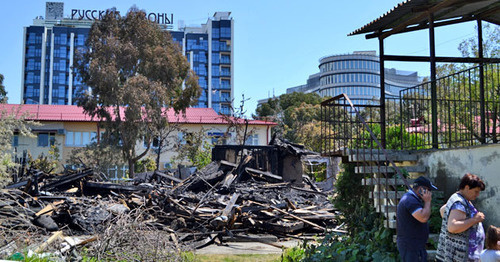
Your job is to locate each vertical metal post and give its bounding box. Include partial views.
[379,36,386,148]
[399,90,404,150]
[429,13,438,148]
[478,19,486,143]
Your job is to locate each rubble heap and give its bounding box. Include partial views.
[0,139,341,259]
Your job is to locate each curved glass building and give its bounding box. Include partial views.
[286,51,422,100]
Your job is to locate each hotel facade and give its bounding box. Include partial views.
[21,2,233,115]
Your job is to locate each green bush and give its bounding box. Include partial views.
[283,163,399,261]
[358,124,427,150]
[135,157,157,173]
[29,145,61,174]
[281,246,305,262]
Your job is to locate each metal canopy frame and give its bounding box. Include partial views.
[349,0,500,148]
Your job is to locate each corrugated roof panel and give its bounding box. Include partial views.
[349,0,500,37]
[0,104,276,126]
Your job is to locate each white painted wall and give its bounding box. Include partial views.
[10,120,273,172]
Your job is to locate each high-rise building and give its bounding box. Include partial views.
[285,51,422,100]
[21,2,233,115]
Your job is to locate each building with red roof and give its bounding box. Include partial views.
[2,104,276,172]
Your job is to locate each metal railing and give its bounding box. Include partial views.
[321,94,411,221]
[400,63,499,149]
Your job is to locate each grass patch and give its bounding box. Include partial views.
[194,253,282,262]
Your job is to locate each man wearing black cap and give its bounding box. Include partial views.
[396,176,437,262]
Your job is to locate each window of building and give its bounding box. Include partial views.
[208,132,229,145]
[221,79,230,89]
[212,65,220,77]
[178,132,194,145]
[37,132,55,147]
[212,28,220,38]
[28,33,36,44]
[211,40,219,51]
[77,34,85,46]
[221,67,230,76]
[245,134,259,145]
[221,27,231,38]
[143,137,160,148]
[12,133,19,147]
[221,54,230,64]
[212,78,220,88]
[27,59,35,70]
[66,131,96,146]
[212,53,220,64]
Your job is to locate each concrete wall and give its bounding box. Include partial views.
[418,143,500,228]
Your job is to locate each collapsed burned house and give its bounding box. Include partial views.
[0,137,340,258]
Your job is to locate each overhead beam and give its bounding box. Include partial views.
[379,0,464,39]
[365,16,474,39]
[382,55,500,63]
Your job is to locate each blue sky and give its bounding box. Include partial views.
[0,0,484,116]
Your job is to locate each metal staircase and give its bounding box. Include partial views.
[343,148,424,229]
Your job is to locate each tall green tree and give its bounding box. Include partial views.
[0,107,37,187]
[0,74,7,103]
[75,7,200,177]
[255,92,324,151]
[435,23,500,145]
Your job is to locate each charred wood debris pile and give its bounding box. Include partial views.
[0,139,342,259]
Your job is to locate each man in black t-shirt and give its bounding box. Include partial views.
[396,176,437,262]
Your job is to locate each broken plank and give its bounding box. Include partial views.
[35,231,63,253]
[155,171,182,183]
[263,220,305,233]
[35,200,65,217]
[222,193,240,217]
[220,173,237,189]
[245,167,282,181]
[291,186,327,196]
[262,182,290,188]
[220,160,238,168]
[302,175,321,192]
[41,169,93,191]
[192,234,218,249]
[191,181,221,216]
[249,200,326,231]
[84,182,148,192]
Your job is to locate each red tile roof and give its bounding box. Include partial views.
[0,104,276,126]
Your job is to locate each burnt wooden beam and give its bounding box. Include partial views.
[245,167,282,182]
[249,200,326,231]
[154,170,182,183]
[190,181,221,216]
[84,181,148,192]
[41,169,93,191]
[220,160,238,168]
[5,180,28,189]
[222,193,240,218]
[290,186,328,196]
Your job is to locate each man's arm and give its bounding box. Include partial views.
[412,189,432,223]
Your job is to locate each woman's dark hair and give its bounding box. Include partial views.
[458,173,485,191]
[485,225,500,250]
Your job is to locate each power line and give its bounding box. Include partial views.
[406,33,475,55]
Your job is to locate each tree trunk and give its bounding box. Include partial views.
[156,139,162,171]
[128,158,135,178]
